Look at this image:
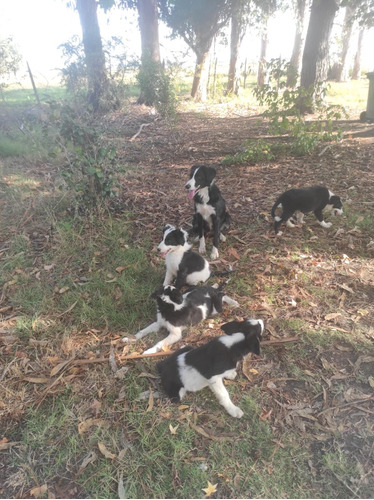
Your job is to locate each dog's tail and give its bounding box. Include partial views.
[271,195,283,219]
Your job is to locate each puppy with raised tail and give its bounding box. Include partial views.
[157,318,264,418]
[123,285,239,354]
[185,164,230,260]
[158,224,210,289]
[271,185,343,235]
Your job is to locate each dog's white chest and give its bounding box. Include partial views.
[165,251,183,271]
[196,202,216,221]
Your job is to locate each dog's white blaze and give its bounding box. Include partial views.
[198,304,209,319]
[159,294,186,310]
[247,318,264,333]
[219,332,245,347]
[328,190,335,198]
[196,200,215,219]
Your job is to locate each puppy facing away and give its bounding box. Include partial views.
[271,185,343,235]
[157,318,264,418]
[185,164,230,260]
[158,224,210,289]
[123,285,239,355]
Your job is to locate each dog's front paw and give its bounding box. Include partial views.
[228,405,244,419]
[210,246,219,260]
[324,222,332,228]
[143,345,160,355]
[122,336,136,344]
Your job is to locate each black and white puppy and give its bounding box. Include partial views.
[185,165,230,260]
[157,318,264,418]
[271,185,343,235]
[123,285,239,355]
[158,224,210,289]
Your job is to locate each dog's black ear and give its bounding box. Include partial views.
[330,195,342,209]
[247,335,261,356]
[151,286,164,299]
[221,320,242,335]
[174,229,187,246]
[163,224,174,234]
[169,287,183,305]
[204,166,216,185]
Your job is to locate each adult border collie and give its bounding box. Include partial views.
[158,224,210,289]
[185,165,230,260]
[157,318,264,418]
[271,185,343,235]
[123,285,239,354]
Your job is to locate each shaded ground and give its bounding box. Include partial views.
[1,101,374,498]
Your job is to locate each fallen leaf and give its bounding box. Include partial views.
[169,423,179,435]
[202,481,218,498]
[325,313,341,321]
[30,485,48,498]
[178,405,189,411]
[78,451,97,473]
[368,376,374,388]
[259,409,273,420]
[116,266,127,274]
[23,376,51,384]
[58,286,69,294]
[118,472,126,499]
[228,247,240,260]
[98,442,116,460]
[78,418,111,435]
[0,441,19,450]
[146,388,154,412]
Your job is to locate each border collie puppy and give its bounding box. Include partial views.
[271,185,343,235]
[158,224,210,289]
[157,318,264,418]
[123,285,239,355]
[185,165,230,260]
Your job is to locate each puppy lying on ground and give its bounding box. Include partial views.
[157,318,264,418]
[271,185,343,235]
[123,285,239,354]
[158,224,210,289]
[185,164,230,259]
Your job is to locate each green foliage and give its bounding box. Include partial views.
[137,58,177,117]
[253,58,347,157]
[0,37,22,90]
[56,103,118,207]
[222,138,274,165]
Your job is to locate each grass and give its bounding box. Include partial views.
[1,80,373,498]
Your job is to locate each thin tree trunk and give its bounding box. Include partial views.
[257,27,268,88]
[76,0,108,111]
[287,0,308,87]
[227,6,244,95]
[191,50,210,101]
[336,5,355,82]
[352,28,364,80]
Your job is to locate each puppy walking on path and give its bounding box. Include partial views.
[157,319,264,418]
[271,185,343,235]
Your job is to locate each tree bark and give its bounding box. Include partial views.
[227,1,245,95]
[137,0,163,105]
[287,0,308,87]
[191,49,210,101]
[336,5,355,82]
[257,26,268,88]
[300,0,339,112]
[300,0,339,87]
[76,0,108,111]
[351,28,364,80]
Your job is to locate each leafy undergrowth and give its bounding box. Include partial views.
[1,102,374,499]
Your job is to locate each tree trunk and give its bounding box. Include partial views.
[351,28,364,80]
[300,0,339,111]
[336,5,355,82]
[287,0,308,87]
[137,0,163,105]
[76,0,108,112]
[191,49,210,101]
[257,27,268,88]
[138,0,161,63]
[227,2,245,95]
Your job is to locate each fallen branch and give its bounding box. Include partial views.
[129,122,152,142]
